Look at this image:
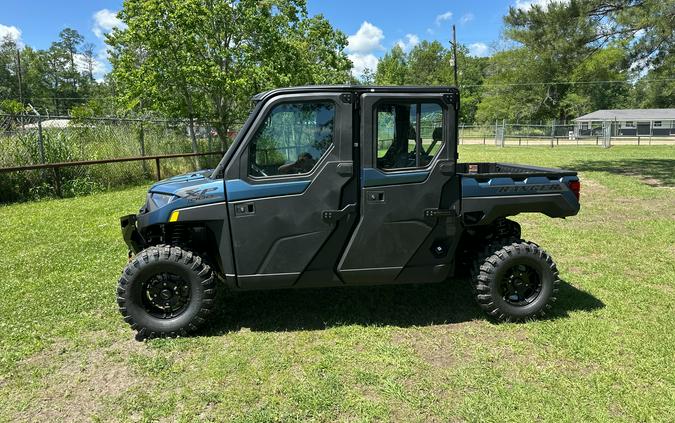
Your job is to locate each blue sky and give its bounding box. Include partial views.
[0,0,542,78]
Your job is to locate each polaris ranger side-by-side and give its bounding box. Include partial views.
[118,86,581,338]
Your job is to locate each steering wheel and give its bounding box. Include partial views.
[250,163,268,177]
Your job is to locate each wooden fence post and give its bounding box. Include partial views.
[155,157,161,181]
[53,166,62,197]
[550,119,555,148]
[139,122,149,175]
[37,116,46,164]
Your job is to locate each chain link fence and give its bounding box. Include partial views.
[0,114,236,203]
[459,121,675,147]
[2,113,674,204]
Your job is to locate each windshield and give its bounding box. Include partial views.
[210,99,263,179]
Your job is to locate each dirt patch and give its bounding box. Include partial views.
[571,175,675,227]
[654,284,674,295]
[576,180,608,198]
[391,321,487,369]
[640,177,668,188]
[568,266,584,275]
[393,323,598,380]
[10,333,153,422]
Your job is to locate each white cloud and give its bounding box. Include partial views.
[396,34,420,52]
[435,11,453,26]
[74,53,108,82]
[514,0,570,11]
[346,21,384,55]
[0,23,22,46]
[92,9,126,39]
[346,22,384,78]
[469,42,489,57]
[348,53,379,78]
[461,13,474,24]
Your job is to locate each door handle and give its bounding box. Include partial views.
[337,162,353,176]
[234,202,255,216]
[322,204,356,223]
[439,162,455,175]
[366,191,385,203]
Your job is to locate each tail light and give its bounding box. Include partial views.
[567,180,581,201]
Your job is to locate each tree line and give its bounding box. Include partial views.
[1,0,672,134]
[373,0,674,124]
[0,28,106,116]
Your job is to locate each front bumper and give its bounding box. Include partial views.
[120,214,144,254]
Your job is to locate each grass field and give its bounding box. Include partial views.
[1,146,673,422]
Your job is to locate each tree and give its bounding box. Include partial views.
[0,27,104,116]
[108,0,351,154]
[455,47,490,124]
[373,42,488,123]
[631,53,675,108]
[375,45,407,85]
[57,28,84,73]
[359,68,375,84]
[584,0,675,69]
[19,47,57,113]
[81,43,96,82]
[406,41,453,85]
[0,36,20,101]
[476,48,551,123]
[475,0,641,123]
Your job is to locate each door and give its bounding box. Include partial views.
[636,121,650,136]
[338,92,461,284]
[224,92,356,289]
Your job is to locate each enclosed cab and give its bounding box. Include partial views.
[117,86,580,339]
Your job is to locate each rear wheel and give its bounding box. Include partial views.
[472,240,559,321]
[117,245,216,339]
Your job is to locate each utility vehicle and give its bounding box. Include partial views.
[118,86,581,339]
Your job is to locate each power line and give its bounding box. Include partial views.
[461,78,675,88]
[2,78,674,102]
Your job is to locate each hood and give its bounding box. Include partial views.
[146,169,225,212]
[149,169,216,194]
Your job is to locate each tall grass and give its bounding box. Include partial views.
[0,120,224,203]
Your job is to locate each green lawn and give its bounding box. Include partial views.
[1,146,674,422]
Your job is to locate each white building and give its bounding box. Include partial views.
[574,109,675,137]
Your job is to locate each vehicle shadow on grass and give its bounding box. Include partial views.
[573,159,675,187]
[203,278,604,335]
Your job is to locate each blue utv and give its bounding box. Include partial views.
[118,86,581,339]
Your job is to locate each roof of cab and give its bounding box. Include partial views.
[252,85,458,102]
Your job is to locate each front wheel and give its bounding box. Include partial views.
[472,240,560,321]
[117,245,217,339]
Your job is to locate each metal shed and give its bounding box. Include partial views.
[573,109,675,137]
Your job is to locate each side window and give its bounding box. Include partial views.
[376,102,444,170]
[248,102,335,177]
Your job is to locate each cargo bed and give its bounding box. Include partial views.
[458,162,580,225]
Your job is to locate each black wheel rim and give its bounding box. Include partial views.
[499,263,542,306]
[141,272,191,319]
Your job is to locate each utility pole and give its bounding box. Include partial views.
[452,25,458,87]
[15,47,23,106]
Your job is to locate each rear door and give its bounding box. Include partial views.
[224,92,356,289]
[337,91,461,284]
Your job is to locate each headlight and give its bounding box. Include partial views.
[150,193,175,208]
